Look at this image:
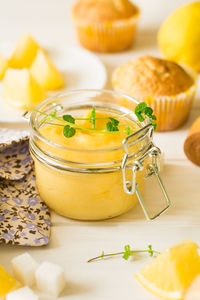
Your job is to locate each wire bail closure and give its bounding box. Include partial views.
[121,124,170,220]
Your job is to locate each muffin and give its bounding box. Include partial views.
[112,55,196,131]
[72,0,140,53]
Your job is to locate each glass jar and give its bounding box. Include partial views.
[28,90,170,221]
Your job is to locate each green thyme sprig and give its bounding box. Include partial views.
[89,107,96,128]
[87,244,160,263]
[32,102,157,138]
[135,102,157,130]
[106,117,120,132]
[61,109,124,138]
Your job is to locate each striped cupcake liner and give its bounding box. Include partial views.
[72,14,139,53]
[144,84,197,131]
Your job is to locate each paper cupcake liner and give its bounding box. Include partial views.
[144,84,196,131]
[73,14,139,53]
[113,84,196,132]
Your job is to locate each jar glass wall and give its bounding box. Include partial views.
[29,90,169,220]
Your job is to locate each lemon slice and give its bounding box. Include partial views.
[0,265,21,300]
[2,68,46,109]
[9,34,40,69]
[30,50,64,90]
[0,55,8,80]
[135,239,200,300]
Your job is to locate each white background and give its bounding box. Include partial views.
[0,1,200,299]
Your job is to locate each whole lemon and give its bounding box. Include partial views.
[158,1,200,72]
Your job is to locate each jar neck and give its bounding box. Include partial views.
[28,89,153,172]
[29,124,153,173]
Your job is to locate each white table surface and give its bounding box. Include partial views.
[0,1,200,299]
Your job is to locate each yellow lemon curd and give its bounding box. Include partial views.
[34,111,146,220]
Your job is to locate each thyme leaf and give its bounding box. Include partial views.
[63,114,75,124]
[135,102,157,130]
[106,121,119,132]
[63,125,76,138]
[89,107,96,129]
[123,245,131,260]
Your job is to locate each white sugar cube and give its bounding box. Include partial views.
[35,261,66,297]
[11,252,38,286]
[6,286,38,300]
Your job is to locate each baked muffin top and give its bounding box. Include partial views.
[112,55,194,98]
[72,0,139,22]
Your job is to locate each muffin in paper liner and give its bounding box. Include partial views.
[72,14,139,53]
[112,55,196,131]
[0,138,51,246]
[143,84,197,131]
[112,85,196,132]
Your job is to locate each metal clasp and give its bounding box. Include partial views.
[22,110,31,122]
[121,124,171,220]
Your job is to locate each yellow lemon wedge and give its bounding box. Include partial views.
[135,239,200,300]
[9,34,40,69]
[184,275,200,300]
[158,1,200,72]
[0,265,21,300]
[0,55,8,80]
[30,50,64,90]
[2,68,46,109]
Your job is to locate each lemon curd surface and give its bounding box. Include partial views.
[33,111,146,220]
